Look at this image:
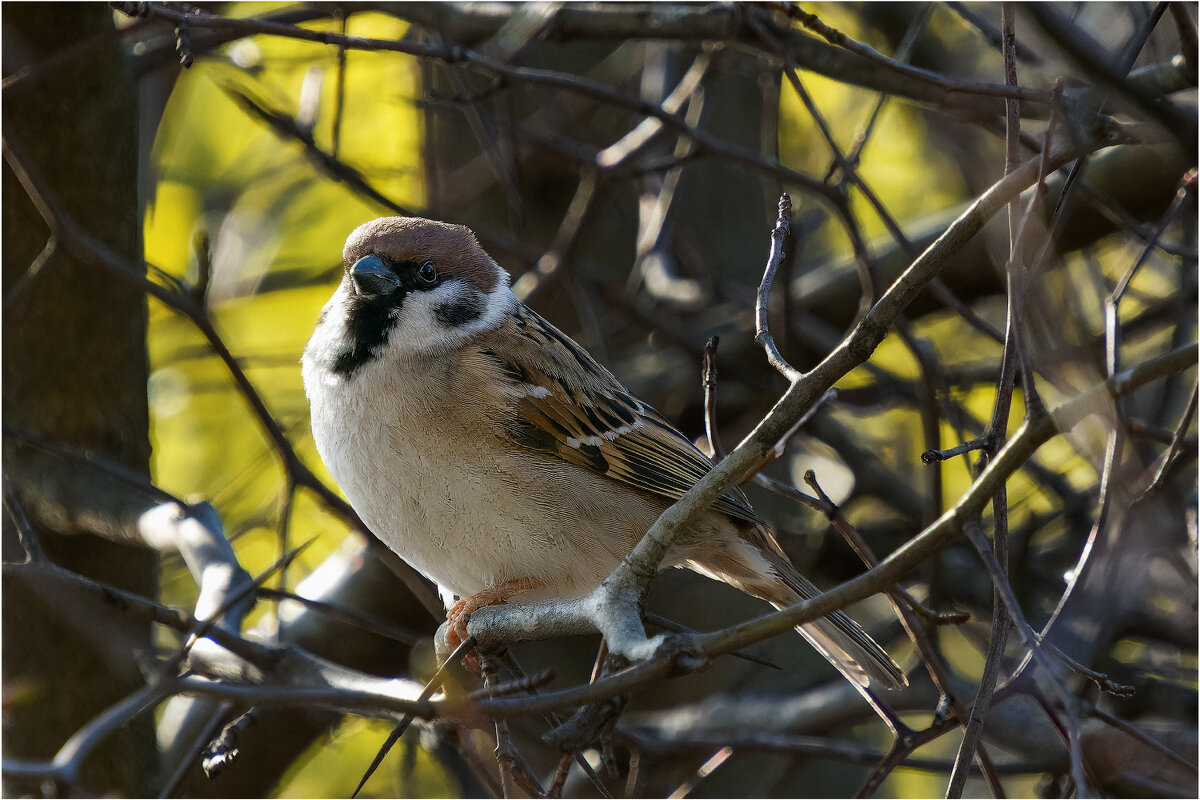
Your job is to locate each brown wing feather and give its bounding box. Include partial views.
[478,305,761,524]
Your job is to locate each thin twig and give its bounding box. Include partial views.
[481,654,516,799]
[494,651,613,799]
[921,436,993,464]
[331,10,348,158]
[946,2,1043,64]
[1041,641,1134,697]
[254,588,426,646]
[1081,700,1199,773]
[351,635,477,798]
[770,2,1048,103]
[1024,4,1196,150]
[682,343,1194,663]
[753,10,1007,344]
[462,669,555,701]
[167,538,314,673]
[4,423,182,508]
[274,476,297,630]
[667,746,734,799]
[837,6,933,176]
[947,10,1022,794]
[221,83,420,218]
[547,753,572,798]
[960,522,1088,794]
[3,235,57,312]
[798,471,967,626]
[1017,170,1197,674]
[755,193,801,382]
[513,167,599,301]
[701,336,723,459]
[799,468,1002,789]
[3,477,44,563]
[158,703,232,797]
[1140,378,1198,496]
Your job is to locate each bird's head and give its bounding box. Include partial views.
[320,217,514,375]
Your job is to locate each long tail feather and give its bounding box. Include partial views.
[768,562,907,690]
[686,529,907,691]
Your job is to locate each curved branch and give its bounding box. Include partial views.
[459,125,1175,685]
[696,341,1196,658]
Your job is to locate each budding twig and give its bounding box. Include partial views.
[755,194,801,383]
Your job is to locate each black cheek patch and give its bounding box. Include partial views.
[434,291,485,327]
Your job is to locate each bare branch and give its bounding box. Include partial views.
[755,194,801,382]
[459,122,1147,674]
[694,342,1195,660]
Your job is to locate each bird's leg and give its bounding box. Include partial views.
[447,577,544,674]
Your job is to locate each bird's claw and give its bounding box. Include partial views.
[445,598,482,674]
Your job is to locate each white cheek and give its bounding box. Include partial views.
[390,281,475,354]
[390,279,516,356]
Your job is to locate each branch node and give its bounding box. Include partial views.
[541,654,630,752]
[921,435,993,464]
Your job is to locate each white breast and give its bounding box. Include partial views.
[302,303,642,601]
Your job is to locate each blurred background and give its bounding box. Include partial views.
[3,3,1196,798]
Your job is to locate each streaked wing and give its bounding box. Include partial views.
[478,304,761,524]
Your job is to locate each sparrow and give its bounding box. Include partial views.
[301,216,906,690]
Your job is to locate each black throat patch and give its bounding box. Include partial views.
[332,291,401,377]
[329,256,488,377]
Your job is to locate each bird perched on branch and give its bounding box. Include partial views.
[302,216,906,690]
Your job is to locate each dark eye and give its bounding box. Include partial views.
[417,261,437,284]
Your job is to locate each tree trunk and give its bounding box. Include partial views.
[2,5,157,795]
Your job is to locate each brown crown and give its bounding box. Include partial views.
[343,217,500,294]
